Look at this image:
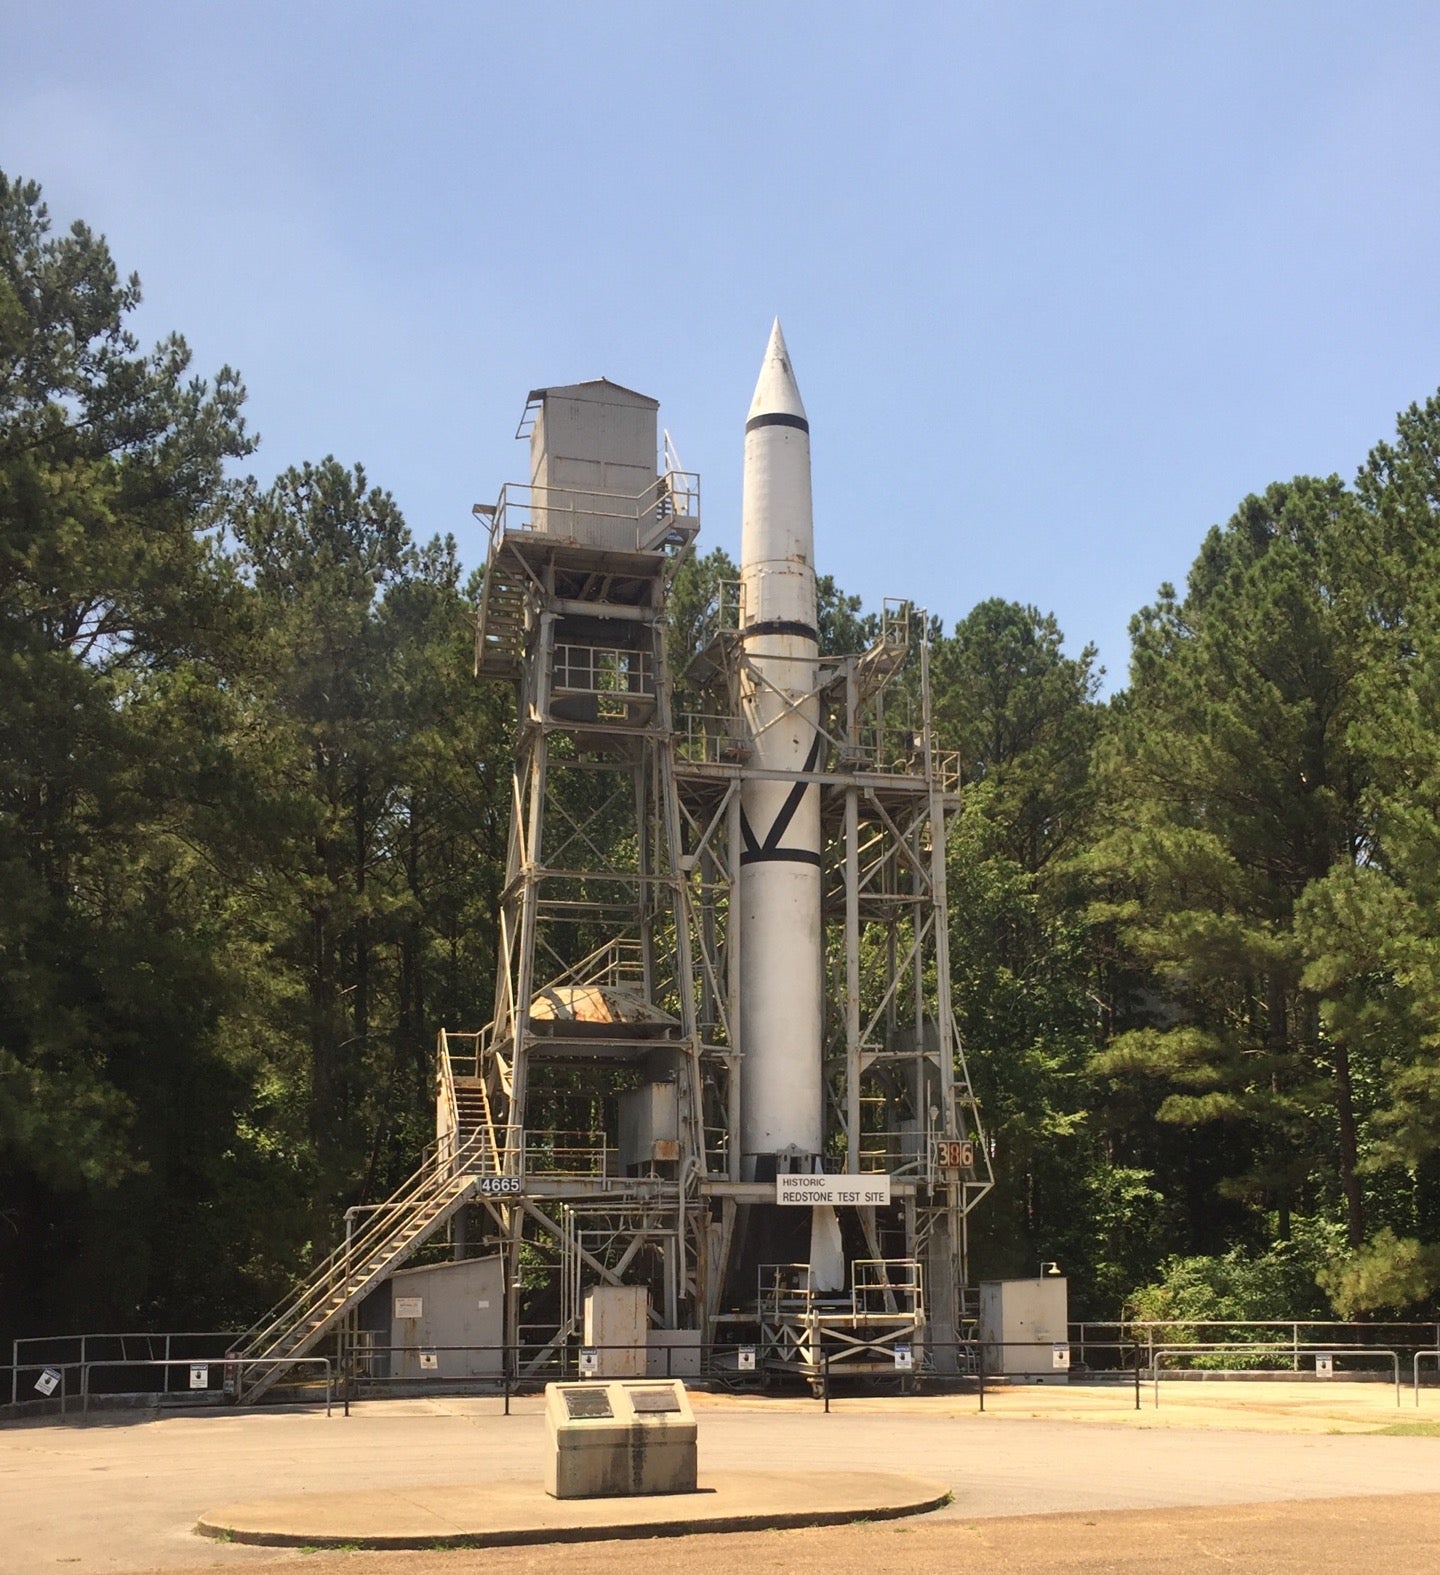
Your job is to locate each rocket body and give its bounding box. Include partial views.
[738,322,824,1174]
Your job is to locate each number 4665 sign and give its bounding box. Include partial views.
[936,1139,975,1171]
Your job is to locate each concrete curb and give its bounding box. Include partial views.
[195,1469,953,1550]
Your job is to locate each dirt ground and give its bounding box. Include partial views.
[144,1494,1440,1575]
[9,1380,1440,1575]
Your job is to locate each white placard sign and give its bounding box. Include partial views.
[579,1347,599,1377]
[737,1345,756,1373]
[776,1174,891,1207]
[419,1351,439,1372]
[189,1363,209,1389]
[34,1367,61,1397]
[394,1296,423,1319]
[1052,1344,1071,1370]
[894,1343,913,1371]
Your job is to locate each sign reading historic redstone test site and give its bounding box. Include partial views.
[775,1175,891,1207]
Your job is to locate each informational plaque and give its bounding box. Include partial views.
[629,1387,682,1413]
[394,1296,423,1319]
[562,1386,614,1419]
[776,1174,891,1207]
[189,1364,209,1389]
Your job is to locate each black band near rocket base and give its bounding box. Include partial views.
[739,620,819,643]
[745,411,810,434]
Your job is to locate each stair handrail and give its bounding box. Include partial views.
[436,1029,462,1172]
[234,1129,496,1367]
[440,1027,503,1173]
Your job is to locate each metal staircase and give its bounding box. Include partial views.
[230,1130,498,1405]
[474,540,529,680]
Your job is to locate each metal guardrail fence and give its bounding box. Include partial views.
[12,1324,1440,1424]
[10,1331,244,1407]
[3,1356,333,1420]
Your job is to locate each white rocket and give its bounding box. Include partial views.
[738,321,825,1178]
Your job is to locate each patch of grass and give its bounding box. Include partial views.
[1374,1420,1440,1437]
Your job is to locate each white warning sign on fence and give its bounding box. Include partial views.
[190,1364,209,1389]
[34,1367,61,1397]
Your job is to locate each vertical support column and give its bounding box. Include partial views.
[724,785,744,1183]
[920,629,957,1127]
[510,734,546,1136]
[504,1202,523,1380]
[844,785,861,1172]
[636,748,654,1002]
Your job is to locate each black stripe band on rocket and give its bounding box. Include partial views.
[745,411,810,434]
[739,736,823,866]
[739,619,819,643]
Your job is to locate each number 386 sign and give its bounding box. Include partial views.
[936,1139,976,1171]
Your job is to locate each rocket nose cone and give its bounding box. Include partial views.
[747,318,808,424]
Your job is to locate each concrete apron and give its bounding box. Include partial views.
[196,1468,951,1550]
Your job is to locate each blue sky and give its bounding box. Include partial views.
[5,1,1440,691]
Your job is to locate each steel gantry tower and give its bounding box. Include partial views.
[227,368,992,1404]
[448,380,710,1370]
[450,372,992,1379]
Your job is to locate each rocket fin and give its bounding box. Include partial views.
[809,1203,845,1293]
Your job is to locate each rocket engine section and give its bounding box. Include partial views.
[737,321,825,1179]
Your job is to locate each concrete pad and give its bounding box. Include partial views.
[195,1468,952,1549]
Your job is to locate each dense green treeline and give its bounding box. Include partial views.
[5,174,1440,1343]
[0,175,508,1341]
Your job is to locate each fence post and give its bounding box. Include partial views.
[978,1341,985,1413]
[823,1351,830,1414]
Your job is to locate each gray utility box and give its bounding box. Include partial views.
[583,1284,649,1377]
[544,1380,698,1499]
[978,1276,1070,1382]
[618,1081,679,1175]
[388,1256,504,1379]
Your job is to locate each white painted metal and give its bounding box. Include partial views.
[738,320,824,1172]
[978,1276,1070,1381]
